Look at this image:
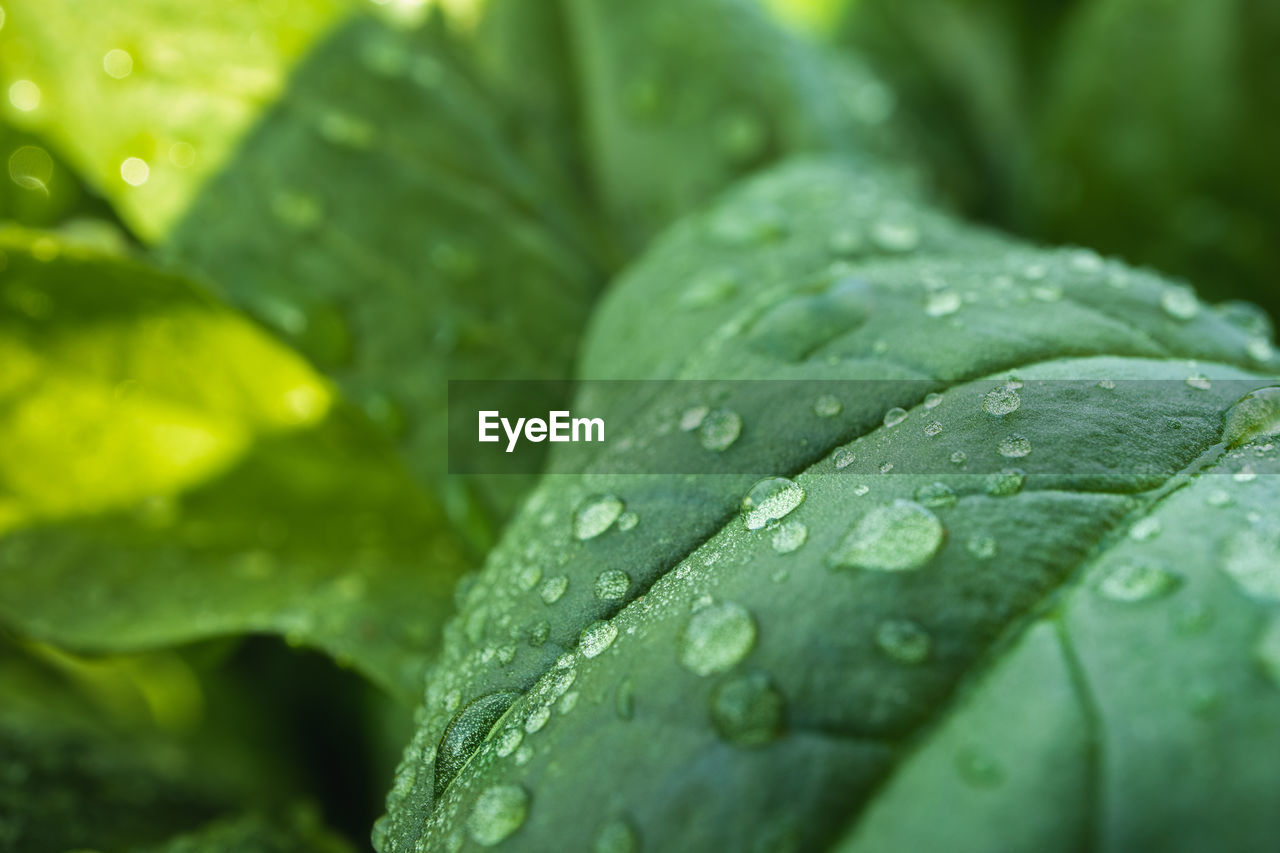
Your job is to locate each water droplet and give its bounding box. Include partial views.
[828,227,863,257]
[745,276,871,361]
[879,462,895,474]
[1128,517,1162,541]
[616,511,640,531]
[680,406,709,431]
[709,206,787,246]
[1255,618,1280,688]
[853,484,871,496]
[710,672,784,745]
[984,468,1026,496]
[539,575,568,605]
[833,448,856,469]
[699,408,742,452]
[594,818,639,853]
[950,450,968,466]
[103,48,133,79]
[680,269,738,308]
[925,290,962,317]
[1096,562,1183,603]
[1247,337,1275,363]
[924,393,944,409]
[580,621,619,659]
[1223,386,1280,449]
[615,678,635,720]
[742,477,805,531]
[524,705,551,734]
[966,534,998,560]
[573,494,625,540]
[913,482,957,509]
[871,220,920,252]
[679,601,757,676]
[1186,373,1212,391]
[956,747,1003,788]
[924,421,943,437]
[1161,286,1200,320]
[875,618,931,664]
[829,500,944,572]
[1206,489,1234,508]
[516,565,543,592]
[813,394,843,417]
[494,727,523,758]
[468,784,529,847]
[8,80,41,111]
[594,570,630,601]
[883,407,908,428]
[1221,523,1280,603]
[120,157,149,186]
[997,434,1032,458]
[528,620,550,647]
[435,692,520,797]
[770,520,808,554]
[982,385,1021,416]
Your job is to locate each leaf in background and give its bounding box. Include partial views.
[0,638,352,852]
[164,15,604,550]
[0,0,351,240]
[0,232,468,696]
[843,0,1280,322]
[377,160,1280,851]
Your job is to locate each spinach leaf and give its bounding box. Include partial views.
[0,231,467,697]
[378,160,1280,851]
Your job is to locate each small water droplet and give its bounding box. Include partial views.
[615,678,635,720]
[1223,387,1280,449]
[679,601,757,676]
[680,269,738,309]
[1096,562,1183,603]
[680,406,709,431]
[742,477,805,531]
[913,482,957,509]
[524,705,551,734]
[871,220,920,252]
[829,500,945,572]
[828,227,863,257]
[984,468,1026,496]
[710,672,784,745]
[950,450,968,466]
[966,534,998,560]
[1161,286,1201,320]
[1221,523,1280,603]
[699,408,742,452]
[1186,373,1212,391]
[883,407,908,428]
[924,421,943,437]
[875,618,932,664]
[540,575,568,605]
[435,692,520,797]
[709,206,787,246]
[594,569,630,601]
[103,48,133,79]
[1246,337,1275,363]
[833,448,856,469]
[925,290,962,317]
[528,620,550,647]
[813,394,843,417]
[616,511,640,531]
[997,434,1032,458]
[1128,517,1162,541]
[580,621,619,659]
[468,784,529,847]
[982,385,1021,416]
[573,494,625,540]
[495,727,523,758]
[771,520,808,554]
[924,393,944,409]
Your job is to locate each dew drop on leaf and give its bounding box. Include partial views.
[679,601,757,676]
[616,511,640,531]
[924,421,943,437]
[594,817,640,853]
[924,393,944,409]
[573,494,625,540]
[1186,373,1212,390]
[984,468,1026,497]
[539,575,568,605]
[982,384,1021,416]
[494,727,523,758]
[833,448,856,469]
[925,290,962,317]
[770,520,807,554]
[434,692,520,797]
[883,407,908,428]
[741,477,805,530]
[828,227,863,257]
[468,784,529,847]
[1161,286,1201,320]
[870,220,920,252]
[950,450,968,466]
[966,534,998,560]
[699,408,742,452]
[913,481,957,509]
[813,394,842,417]
[579,621,619,659]
[997,434,1032,458]
[1223,386,1280,448]
[615,678,635,720]
[829,500,944,572]
[875,618,932,665]
[710,672,784,745]
[1096,562,1183,603]
[1221,523,1280,603]
[594,570,631,601]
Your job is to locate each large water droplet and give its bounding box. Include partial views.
[580,621,619,659]
[875,618,932,664]
[435,692,520,797]
[699,408,742,452]
[573,494,625,540]
[468,784,530,847]
[679,601,757,676]
[1223,386,1280,449]
[594,569,630,601]
[982,385,1021,416]
[1096,562,1182,603]
[710,672,784,745]
[742,477,805,531]
[829,500,945,571]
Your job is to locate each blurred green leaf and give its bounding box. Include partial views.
[0,232,468,696]
[378,159,1280,851]
[0,0,352,240]
[164,15,605,550]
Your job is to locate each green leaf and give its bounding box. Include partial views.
[0,232,467,696]
[163,15,604,549]
[377,160,1280,850]
[0,0,352,240]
